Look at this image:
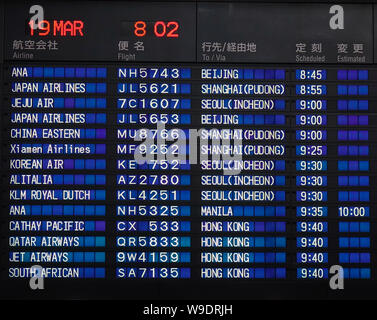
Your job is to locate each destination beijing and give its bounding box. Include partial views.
[201,68,285,80]
[201,68,242,79]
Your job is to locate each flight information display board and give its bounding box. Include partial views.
[1,0,377,300]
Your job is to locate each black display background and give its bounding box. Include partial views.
[2,0,377,300]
